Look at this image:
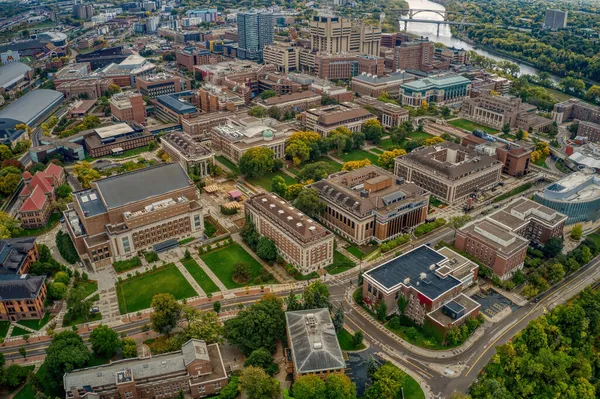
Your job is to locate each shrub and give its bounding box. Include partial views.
[414,218,447,237]
[380,234,411,253]
[220,205,238,215]
[113,257,142,273]
[56,231,80,264]
[144,251,159,263]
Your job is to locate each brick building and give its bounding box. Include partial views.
[0,237,38,275]
[393,40,433,71]
[83,123,154,158]
[196,83,246,112]
[18,163,65,229]
[161,131,214,177]
[246,193,334,274]
[394,142,503,204]
[302,102,377,136]
[63,163,204,267]
[285,309,346,379]
[309,16,381,57]
[110,91,146,124]
[263,43,300,74]
[64,339,228,399]
[351,71,414,99]
[362,245,479,336]
[256,91,322,114]
[155,92,199,123]
[55,78,113,99]
[176,47,213,70]
[462,133,532,177]
[135,73,191,98]
[354,97,410,128]
[313,53,384,80]
[182,112,232,141]
[576,121,600,142]
[310,166,429,245]
[552,99,600,125]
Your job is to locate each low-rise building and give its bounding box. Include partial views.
[285,309,346,379]
[310,166,429,245]
[354,97,410,128]
[155,92,199,123]
[110,91,146,124]
[257,91,322,113]
[196,83,247,112]
[84,123,153,158]
[362,245,479,337]
[399,75,472,107]
[64,339,228,399]
[246,193,334,274]
[161,131,214,177]
[462,132,532,177]
[56,78,113,99]
[135,73,191,98]
[576,121,600,143]
[53,62,92,85]
[351,71,414,99]
[64,163,204,267]
[18,163,65,229]
[0,62,34,95]
[182,112,232,140]
[0,237,38,275]
[552,98,600,125]
[302,102,377,136]
[176,47,213,70]
[394,141,503,204]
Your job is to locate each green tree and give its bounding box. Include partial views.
[182,310,223,344]
[543,237,564,259]
[271,175,288,197]
[0,172,20,196]
[239,147,275,178]
[299,161,335,182]
[502,123,511,135]
[232,262,252,283]
[440,106,452,118]
[559,77,586,95]
[213,301,221,314]
[332,307,344,333]
[364,362,405,399]
[48,282,68,300]
[450,215,472,229]
[303,281,331,310]
[19,346,26,358]
[239,366,280,399]
[352,331,364,348]
[244,347,279,375]
[293,188,325,218]
[362,119,384,143]
[256,237,277,262]
[0,212,21,238]
[397,295,408,315]
[581,245,592,264]
[584,85,600,103]
[67,286,92,321]
[45,331,91,387]
[571,224,583,240]
[516,128,527,141]
[259,90,277,100]
[293,375,326,399]
[249,106,268,118]
[89,325,121,358]
[121,338,138,358]
[150,293,182,335]
[0,144,13,161]
[284,290,303,311]
[54,271,70,285]
[325,373,356,399]
[375,302,387,322]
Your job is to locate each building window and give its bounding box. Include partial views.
[194,214,201,229]
[122,236,131,253]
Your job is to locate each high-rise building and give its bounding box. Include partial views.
[146,16,160,33]
[237,11,273,61]
[73,4,94,19]
[544,9,568,29]
[309,16,381,57]
[393,40,433,72]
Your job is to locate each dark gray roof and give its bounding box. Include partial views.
[95,163,191,209]
[0,237,36,275]
[0,62,32,88]
[75,189,107,217]
[285,309,345,374]
[156,92,197,114]
[0,89,63,127]
[365,245,461,300]
[0,274,46,300]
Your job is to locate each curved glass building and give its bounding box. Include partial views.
[534,171,600,225]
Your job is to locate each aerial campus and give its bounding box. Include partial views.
[1,0,600,398]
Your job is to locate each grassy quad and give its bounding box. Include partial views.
[325,251,356,275]
[337,328,365,351]
[180,258,221,295]
[215,155,240,174]
[339,149,379,164]
[448,118,498,134]
[15,314,53,331]
[116,264,197,314]
[200,244,272,289]
[246,170,297,191]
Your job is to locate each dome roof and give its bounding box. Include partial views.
[263,129,274,140]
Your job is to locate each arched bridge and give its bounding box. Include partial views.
[403,8,461,20]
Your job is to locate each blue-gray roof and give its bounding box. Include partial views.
[353,71,410,84]
[365,245,461,300]
[0,62,32,89]
[401,75,471,91]
[75,189,107,217]
[156,92,197,114]
[0,89,63,129]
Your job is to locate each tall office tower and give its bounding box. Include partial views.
[73,4,94,19]
[237,11,274,61]
[309,16,381,57]
[544,9,568,29]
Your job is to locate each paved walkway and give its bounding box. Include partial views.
[96,266,121,320]
[190,253,228,293]
[174,258,207,297]
[231,233,287,284]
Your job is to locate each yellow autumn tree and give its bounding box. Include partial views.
[424,136,445,146]
[535,141,550,157]
[377,148,406,170]
[285,131,321,166]
[342,159,371,171]
[73,161,101,188]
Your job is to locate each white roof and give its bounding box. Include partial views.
[95,123,134,139]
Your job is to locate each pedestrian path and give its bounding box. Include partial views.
[231,233,287,284]
[174,259,207,297]
[190,253,228,292]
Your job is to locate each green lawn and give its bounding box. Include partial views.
[385,322,446,350]
[346,246,366,259]
[113,256,142,273]
[204,219,217,238]
[62,311,102,327]
[339,149,379,164]
[448,118,498,134]
[246,170,297,191]
[370,148,384,154]
[337,328,365,351]
[75,280,98,297]
[215,155,240,174]
[325,250,356,275]
[14,213,61,237]
[116,264,197,314]
[429,196,446,207]
[0,320,10,338]
[403,374,426,399]
[378,138,403,151]
[533,157,549,169]
[180,258,221,295]
[16,314,53,331]
[11,326,31,337]
[408,131,434,140]
[317,156,343,171]
[13,382,35,399]
[200,244,273,289]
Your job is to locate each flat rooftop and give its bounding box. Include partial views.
[460,219,528,255]
[539,171,600,202]
[95,123,134,139]
[487,197,566,230]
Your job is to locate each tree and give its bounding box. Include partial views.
[302,281,331,310]
[256,237,277,262]
[397,295,409,316]
[285,184,304,201]
[548,263,565,284]
[48,282,68,300]
[121,337,138,358]
[73,161,101,188]
[56,184,72,199]
[239,366,280,399]
[342,159,371,171]
[450,215,472,229]
[90,325,121,358]
[67,286,92,321]
[213,301,222,314]
[364,362,406,399]
[0,144,12,161]
[352,331,364,348]
[362,119,384,143]
[0,172,21,196]
[19,346,26,359]
[352,131,366,148]
[223,294,285,355]
[239,147,275,178]
[571,224,583,240]
[441,106,452,118]
[293,375,326,399]
[332,307,344,333]
[502,123,511,135]
[259,90,277,100]
[285,290,303,311]
[54,271,70,285]
[299,161,335,182]
[324,374,356,399]
[249,106,268,118]
[559,77,586,95]
[232,262,252,283]
[375,302,387,322]
[424,136,445,146]
[580,245,592,264]
[3,364,29,388]
[183,310,223,344]
[45,331,91,387]
[244,347,279,375]
[267,106,281,120]
[377,148,406,170]
[285,131,322,166]
[293,188,325,218]
[516,128,528,141]
[584,85,600,103]
[543,237,564,259]
[108,84,121,95]
[150,293,182,335]
[271,175,287,197]
[0,212,21,238]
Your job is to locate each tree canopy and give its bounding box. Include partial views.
[239,147,275,178]
[292,188,325,218]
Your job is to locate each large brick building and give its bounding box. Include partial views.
[462,132,532,177]
[63,163,204,267]
[110,91,146,124]
[84,123,154,158]
[64,339,228,399]
[394,142,503,204]
[576,121,600,142]
[161,131,214,177]
[256,91,322,114]
[552,98,600,125]
[362,245,479,337]
[354,97,410,129]
[18,163,65,229]
[313,53,384,80]
[245,193,334,275]
[135,73,191,98]
[55,78,113,99]
[393,40,434,72]
[310,166,429,245]
[351,71,415,99]
[455,198,567,279]
[302,102,377,136]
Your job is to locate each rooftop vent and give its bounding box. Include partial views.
[429,264,435,271]
[287,216,293,221]
[403,277,410,285]
[420,272,427,280]
[269,204,275,208]
[262,198,268,202]
[278,210,284,214]
[296,223,303,227]
[309,226,316,231]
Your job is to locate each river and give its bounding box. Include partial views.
[401,0,559,82]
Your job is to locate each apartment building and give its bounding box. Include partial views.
[246,193,334,274]
[354,97,410,128]
[256,91,322,113]
[64,339,228,399]
[393,40,434,72]
[285,309,346,380]
[110,91,146,124]
[309,16,381,57]
[135,73,191,98]
[434,47,469,64]
[351,71,414,98]
[161,131,214,177]
[310,166,429,245]
[462,132,532,177]
[552,99,600,125]
[313,53,384,80]
[302,102,377,136]
[211,115,296,164]
[461,92,553,132]
[18,163,65,229]
[394,142,503,204]
[362,245,479,336]
[399,75,472,107]
[84,123,154,158]
[63,163,204,267]
[263,43,300,74]
[237,11,274,61]
[55,78,113,99]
